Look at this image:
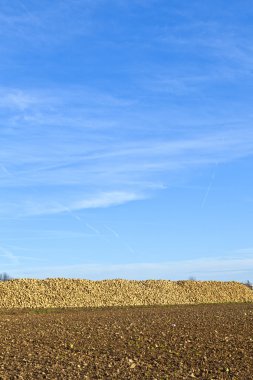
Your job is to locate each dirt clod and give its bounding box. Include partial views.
[0,303,253,379]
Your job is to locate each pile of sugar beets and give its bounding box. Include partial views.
[0,278,253,308]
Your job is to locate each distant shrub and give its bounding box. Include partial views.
[0,272,12,281]
[244,280,253,289]
[188,276,197,281]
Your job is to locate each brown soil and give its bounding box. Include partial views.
[0,303,252,379]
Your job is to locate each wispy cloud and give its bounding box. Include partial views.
[12,254,253,281]
[142,9,253,97]
[0,193,145,217]
[1,85,253,216]
[0,1,99,46]
[25,191,144,216]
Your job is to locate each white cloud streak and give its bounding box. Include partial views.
[0,85,253,216]
[11,255,253,281]
[0,193,143,218]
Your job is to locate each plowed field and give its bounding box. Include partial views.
[0,303,252,379]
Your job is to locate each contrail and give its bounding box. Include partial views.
[55,201,100,235]
[0,245,19,264]
[201,162,218,208]
[0,164,12,177]
[85,223,100,235]
[104,224,136,254]
[124,243,136,254]
[16,0,40,25]
[55,202,81,221]
[64,206,82,222]
[104,225,120,238]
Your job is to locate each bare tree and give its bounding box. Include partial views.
[245,280,253,289]
[0,272,12,281]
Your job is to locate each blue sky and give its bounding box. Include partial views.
[1,0,253,281]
